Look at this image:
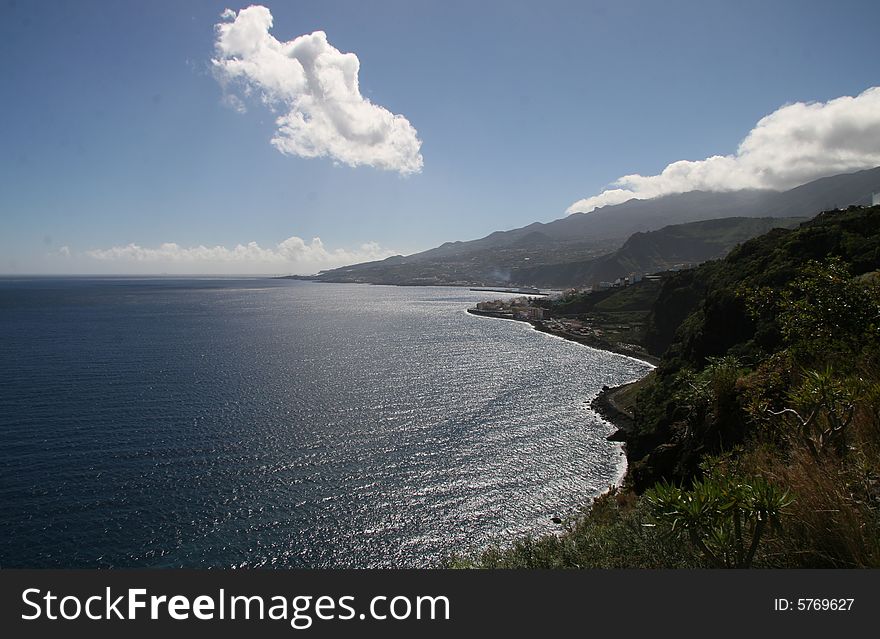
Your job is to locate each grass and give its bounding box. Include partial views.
[449,490,702,569]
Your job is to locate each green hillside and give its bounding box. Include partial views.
[513,216,806,287]
[460,205,880,568]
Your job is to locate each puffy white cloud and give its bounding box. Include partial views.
[85,236,395,271]
[568,87,880,213]
[213,5,423,175]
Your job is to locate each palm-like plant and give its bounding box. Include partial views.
[769,366,863,458]
[645,473,792,568]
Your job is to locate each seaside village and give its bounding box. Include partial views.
[472,270,671,341]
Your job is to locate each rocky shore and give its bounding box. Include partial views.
[590,381,639,443]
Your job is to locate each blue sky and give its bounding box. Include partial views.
[2,0,879,274]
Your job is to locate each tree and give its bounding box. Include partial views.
[773,258,878,364]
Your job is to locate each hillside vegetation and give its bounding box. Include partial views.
[512,216,805,288]
[458,205,880,568]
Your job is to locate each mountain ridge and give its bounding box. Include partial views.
[292,167,880,287]
[509,216,808,288]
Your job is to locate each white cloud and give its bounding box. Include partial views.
[221,92,247,114]
[567,87,880,213]
[84,235,395,272]
[213,5,423,175]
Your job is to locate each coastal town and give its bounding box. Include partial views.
[467,271,666,364]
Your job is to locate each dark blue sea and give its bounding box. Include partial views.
[0,278,650,567]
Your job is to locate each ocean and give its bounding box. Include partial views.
[0,277,650,567]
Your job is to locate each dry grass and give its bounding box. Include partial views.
[740,411,880,567]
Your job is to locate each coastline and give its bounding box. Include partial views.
[279,283,650,531]
[276,287,652,472]
[467,306,654,496]
[590,380,640,442]
[466,308,659,366]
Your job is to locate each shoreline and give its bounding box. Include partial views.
[467,306,653,497]
[590,380,640,442]
[466,308,659,366]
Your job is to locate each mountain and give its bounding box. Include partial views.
[509,216,807,288]
[295,167,880,287]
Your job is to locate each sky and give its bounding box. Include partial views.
[2,0,879,275]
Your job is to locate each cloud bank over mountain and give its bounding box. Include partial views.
[213,5,423,175]
[568,87,880,213]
